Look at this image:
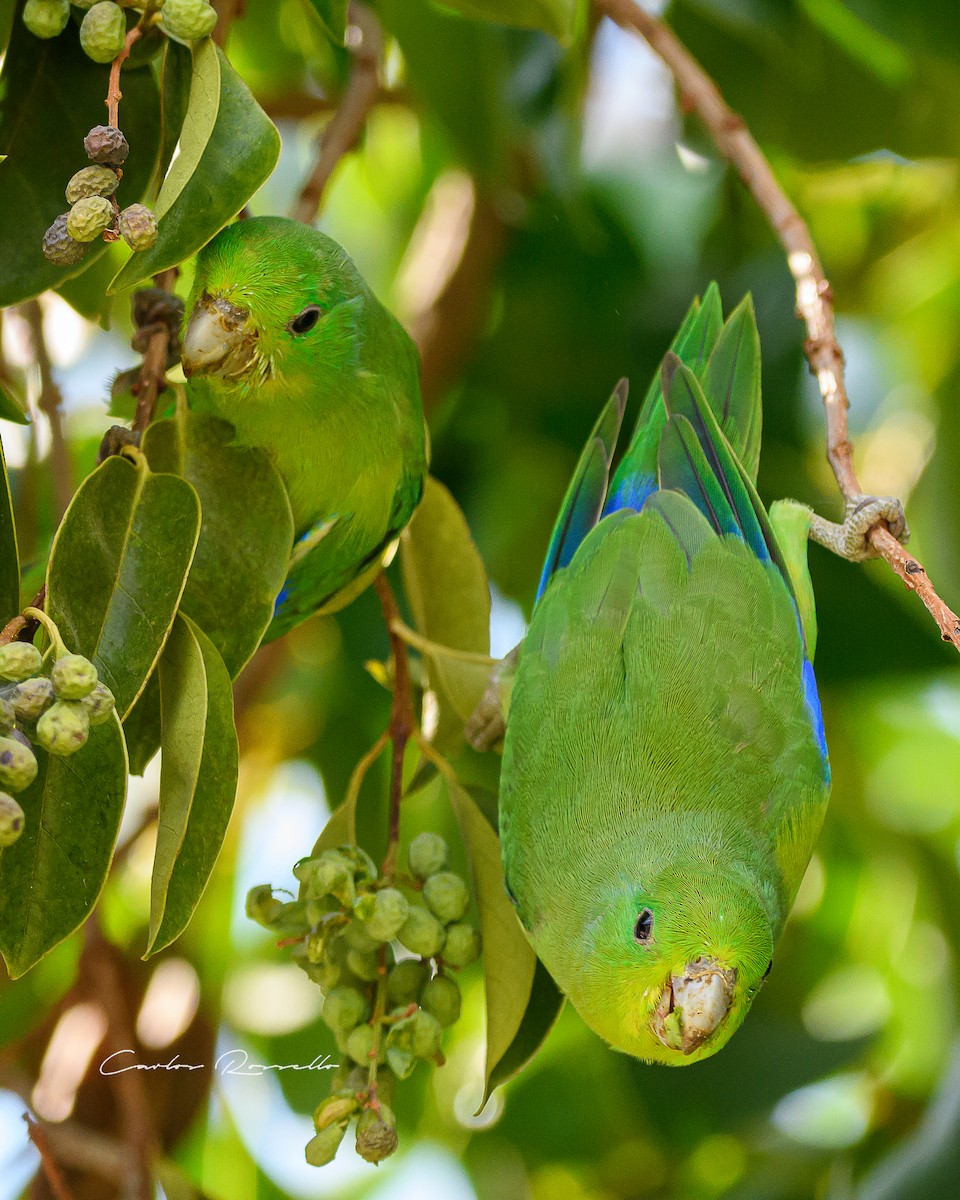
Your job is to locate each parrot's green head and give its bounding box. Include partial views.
[542,832,780,1066]
[181,216,375,396]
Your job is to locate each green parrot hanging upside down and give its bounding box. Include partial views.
[497,287,907,1065]
[181,216,428,641]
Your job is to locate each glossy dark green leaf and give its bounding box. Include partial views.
[445,777,537,1103]
[400,477,491,738]
[0,435,19,624]
[154,38,221,222]
[46,453,201,719]
[122,671,161,777]
[0,15,161,307]
[143,412,294,678]
[109,46,281,293]
[485,958,565,1096]
[303,0,348,43]
[0,715,127,978]
[442,0,579,41]
[0,377,29,426]
[148,614,238,956]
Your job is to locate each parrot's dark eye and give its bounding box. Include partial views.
[633,908,654,945]
[289,305,322,335]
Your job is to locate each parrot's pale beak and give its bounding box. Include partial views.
[652,958,736,1055]
[182,293,256,380]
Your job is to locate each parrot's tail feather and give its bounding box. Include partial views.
[536,379,629,600]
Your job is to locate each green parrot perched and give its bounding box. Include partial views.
[498,287,906,1065]
[180,216,428,640]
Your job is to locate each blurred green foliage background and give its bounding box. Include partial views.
[3,0,960,1197]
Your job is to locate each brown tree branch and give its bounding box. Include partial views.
[291,3,383,225]
[213,0,246,47]
[24,1116,78,1200]
[22,302,72,522]
[374,574,414,877]
[595,0,960,650]
[106,26,142,129]
[132,267,179,437]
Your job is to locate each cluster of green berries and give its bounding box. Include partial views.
[0,641,116,851]
[42,123,159,267]
[247,832,481,1167]
[23,1,217,57]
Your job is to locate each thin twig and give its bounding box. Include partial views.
[132,267,179,437]
[24,1115,78,1200]
[213,0,246,47]
[595,0,960,650]
[22,302,72,521]
[263,86,408,121]
[0,586,45,648]
[291,3,383,225]
[374,574,414,877]
[106,26,142,129]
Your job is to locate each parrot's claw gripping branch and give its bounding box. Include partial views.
[465,641,521,753]
[808,495,910,563]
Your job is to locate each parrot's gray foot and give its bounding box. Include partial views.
[97,424,140,464]
[465,643,521,752]
[808,494,909,562]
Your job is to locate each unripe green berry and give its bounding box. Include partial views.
[42,214,88,267]
[412,1009,443,1059]
[305,1122,346,1167]
[0,698,15,734]
[0,793,26,848]
[296,850,354,905]
[80,682,115,726]
[65,166,119,204]
[162,0,218,42]
[355,1104,398,1164]
[0,736,38,793]
[51,654,99,700]
[0,642,43,682]
[407,831,448,879]
[360,887,409,943]
[84,125,129,165]
[36,700,90,756]
[118,204,158,252]
[342,918,379,954]
[322,986,369,1036]
[345,948,380,983]
[441,922,482,968]
[79,3,127,64]
[384,1016,416,1080]
[422,871,470,924]
[421,973,461,1027]
[11,677,55,723]
[312,1093,357,1132]
[22,0,70,40]
[67,196,114,243]
[245,883,282,927]
[386,958,428,1005]
[345,1023,378,1067]
[398,905,446,958]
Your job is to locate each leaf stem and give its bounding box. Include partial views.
[106,26,143,129]
[388,618,498,666]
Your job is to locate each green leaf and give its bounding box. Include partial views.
[46,453,201,719]
[109,47,281,294]
[147,614,238,956]
[400,477,491,737]
[156,39,194,198]
[303,0,349,43]
[0,15,161,307]
[154,38,221,221]
[485,958,564,1096]
[0,377,29,425]
[445,777,538,1104]
[0,715,128,978]
[440,0,580,41]
[122,671,161,777]
[0,434,19,623]
[143,412,294,678]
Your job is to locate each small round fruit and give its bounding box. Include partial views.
[0,737,38,793]
[361,887,409,943]
[42,214,88,267]
[84,125,129,165]
[0,793,26,848]
[407,831,448,879]
[245,883,282,927]
[65,165,119,204]
[322,986,369,1036]
[398,905,446,959]
[312,1093,356,1132]
[345,948,380,983]
[342,919,378,954]
[386,958,428,1005]
[304,1122,346,1167]
[411,1010,443,1059]
[422,871,470,924]
[36,701,90,756]
[51,654,99,700]
[162,0,218,41]
[0,642,43,682]
[0,698,15,734]
[12,677,55,723]
[79,2,126,64]
[355,1104,398,1164]
[22,0,70,40]
[441,922,482,968]
[421,973,461,1027]
[80,682,115,726]
[345,1023,378,1067]
[118,204,158,252]
[67,196,114,243]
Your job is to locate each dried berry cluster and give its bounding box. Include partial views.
[0,641,116,850]
[247,832,482,1166]
[22,1,218,59]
